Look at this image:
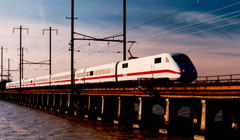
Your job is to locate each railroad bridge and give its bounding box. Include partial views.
[1,74,240,139]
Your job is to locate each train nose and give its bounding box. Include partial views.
[182,69,196,73]
[180,70,197,82]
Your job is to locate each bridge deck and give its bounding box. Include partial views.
[2,80,240,99]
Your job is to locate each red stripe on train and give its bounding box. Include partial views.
[127,69,180,76]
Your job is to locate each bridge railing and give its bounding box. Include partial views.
[195,74,240,84]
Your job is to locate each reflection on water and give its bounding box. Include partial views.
[0,101,193,140]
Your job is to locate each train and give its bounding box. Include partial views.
[6,53,197,89]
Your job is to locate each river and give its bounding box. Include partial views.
[0,100,193,140]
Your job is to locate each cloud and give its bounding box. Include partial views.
[37,4,45,23]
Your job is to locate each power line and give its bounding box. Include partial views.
[125,0,211,32]
[139,1,240,39]
[74,42,122,62]
[159,19,240,42]
[140,10,240,41]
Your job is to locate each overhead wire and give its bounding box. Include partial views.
[139,1,240,39]
[139,10,240,41]
[113,0,212,35]
[74,42,122,61]
[71,0,206,61]
[159,19,240,42]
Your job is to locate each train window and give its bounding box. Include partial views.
[93,68,112,75]
[90,71,93,76]
[122,63,128,68]
[155,57,161,64]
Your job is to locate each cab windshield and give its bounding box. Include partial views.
[172,55,191,63]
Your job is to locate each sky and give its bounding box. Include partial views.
[0,0,240,81]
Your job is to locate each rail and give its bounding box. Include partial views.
[195,74,240,84]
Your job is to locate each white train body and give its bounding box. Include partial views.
[117,53,181,81]
[22,78,35,87]
[6,53,197,89]
[79,63,116,84]
[51,71,71,86]
[34,75,51,87]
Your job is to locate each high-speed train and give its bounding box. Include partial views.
[6,53,197,89]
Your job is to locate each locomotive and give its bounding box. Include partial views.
[6,53,197,89]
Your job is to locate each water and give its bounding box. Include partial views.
[0,101,193,140]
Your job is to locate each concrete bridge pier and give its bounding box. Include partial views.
[84,95,102,120]
[16,94,20,104]
[96,96,105,121]
[17,93,21,104]
[42,94,48,109]
[46,94,53,110]
[29,94,33,106]
[165,98,201,137]
[67,95,71,114]
[139,97,152,129]
[19,94,22,104]
[139,97,166,131]
[37,94,42,108]
[35,94,39,107]
[46,95,50,109]
[67,94,79,115]
[59,94,68,113]
[12,93,16,103]
[131,97,166,130]
[100,96,118,122]
[32,94,36,107]
[52,94,55,110]
[25,94,29,106]
[23,94,27,105]
[54,94,60,112]
[75,95,88,117]
[8,93,13,102]
[114,96,135,126]
[84,95,91,118]
[112,96,120,124]
[132,97,142,129]
[18,93,22,105]
[204,99,240,140]
[7,93,11,102]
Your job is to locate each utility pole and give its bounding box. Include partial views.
[13,25,29,91]
[17,47,28,79]
[66,0,78,114]
[67,0,77,88]
[43,27,58,75]
[7,58,13,81]
[21,47,27,79]
[1,47,7,82]
[70,0,76,90]
[123,0,127,61]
